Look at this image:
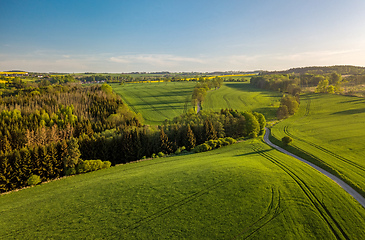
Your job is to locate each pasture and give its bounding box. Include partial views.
[270,93,365,197]
[1,139,364,239]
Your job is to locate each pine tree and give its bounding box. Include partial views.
[63,138,81,169]
[185,125,196,150]
[159,128,173,154]
[203,119,217,141]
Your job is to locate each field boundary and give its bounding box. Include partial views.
[264,128,365,209]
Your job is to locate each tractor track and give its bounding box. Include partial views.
[121,180,229,233]
[283,126,365,173]
[231,188,284,239]
[253,144,349,240]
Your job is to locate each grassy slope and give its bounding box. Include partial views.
[203,82,282,120]
[1,139,364,239]
[271,93,365,197]
[112,82,196,125]
[112,82,283,125]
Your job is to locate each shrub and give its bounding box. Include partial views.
[158,152,165,157]
[102,161,111,169]
[65,168,76,176]
[27,175,41,186]
[175,146,186,155]
[76,160,111,173]
[224,137,236,144]
[282,136,293,146]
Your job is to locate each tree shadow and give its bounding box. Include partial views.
[330,108,365,115]
[235,148,273,157]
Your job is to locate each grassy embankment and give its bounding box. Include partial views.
[1,139,364,239]
[112,82,282,125]
[270,93,365,197]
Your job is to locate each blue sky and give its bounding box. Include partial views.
[1,0,365,72]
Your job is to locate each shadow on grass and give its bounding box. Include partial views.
[330,108,365,115]
[235,148,273,157]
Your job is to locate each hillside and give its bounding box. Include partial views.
[1,139,364,239]
[112,82,196,125]
[271,93,365,197]
[203,82,282,120]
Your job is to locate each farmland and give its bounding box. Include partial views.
[203,82,282,120]
[1,139,364,239]
[112,81,282,125]
[111,82,196,125]
[270,93,365,197]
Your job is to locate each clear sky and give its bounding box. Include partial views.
[1,0,365,73]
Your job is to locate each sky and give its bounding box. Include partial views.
[1,0,365,73]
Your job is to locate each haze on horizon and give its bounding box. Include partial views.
[1,0,365,73]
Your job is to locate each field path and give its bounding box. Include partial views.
[264,128,365,208]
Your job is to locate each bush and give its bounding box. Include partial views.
[27,175,41,186]
[224,137,236,144]
[65,167,76,176]
[282,136,293,146]
[158,152,165,157]
[175,146,186,154]
[76,160,111,173]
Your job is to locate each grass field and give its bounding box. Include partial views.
[270,93,365,197]
[112,82,283,125]
[1,139,364,239]
[111,82,196,125]
[203,82,282,120]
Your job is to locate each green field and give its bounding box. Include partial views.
[1,139,364,239]
[270,93,365,197]
[112,82,283,125]
[203,82,282,120]
[112,82,196,125]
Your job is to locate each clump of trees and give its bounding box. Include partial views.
[315,73,343,93]
[277,95,299,119]
[191,77,224,112]
[282,136,293,146]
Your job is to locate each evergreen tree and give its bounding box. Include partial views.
[159,128,173,154]
[63,138,81,170]
[185,125,196,150]
[203,119,217,141]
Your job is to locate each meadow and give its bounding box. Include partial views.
[111,82,196,125]
[1,139,364,239]
[270,93,365,197]
[203,82,282,120]
[112,82,283,125]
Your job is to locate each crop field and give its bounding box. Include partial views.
[270,93,365,197]
[111,82,196,125]
[1,139,364,239]
[203,82,282,120]
[112,82,282,125]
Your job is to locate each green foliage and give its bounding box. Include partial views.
[282,136,293,146]
[157,152,165,157]
[277,95,299,119]
[27,175,41,186]
[193,137,236,153]
[63,138,81,169]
